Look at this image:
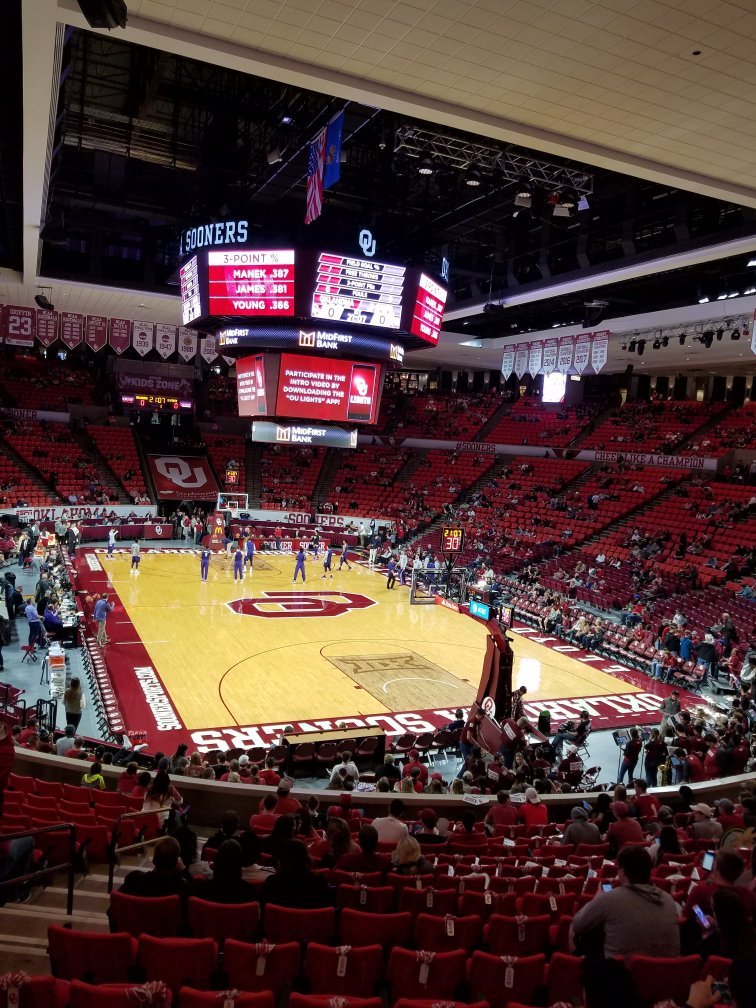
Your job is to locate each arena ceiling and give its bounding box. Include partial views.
[4,0,756,374]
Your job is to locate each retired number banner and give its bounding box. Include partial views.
[2,306,36,347]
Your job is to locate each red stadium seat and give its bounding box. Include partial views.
[459,889,519,920]
[386,947,466,1001]
[413,912,482,953]
[0,977,69,1008]
[485,914,552,955]
[263,904,335,944]
[338,908,413,950]
[304,942,384,997]
[336,884,395,913]
[700,956,732,981]
[34,780,64,799]
[520,891,577,921]
[108,892,183,937]
[224,939,301,994]
[187,898,260,946]
[627,955,703,1005]
[47,926,136,984]
[136,935,217,993]
[545,952,585,1005]
[290,997,382,1008]
[179,991,273,1008]
[67,982,171,1008]
[468,951,547,1008]
[398,886,457,918]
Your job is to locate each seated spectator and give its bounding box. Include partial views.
[260,839,332,908]
[715,797,745,832]
[570,845,680,957]
[273,781,301,816]
[683,850,756,921]
[605,801,644,854]
[55,725,76,757]
[562,805,602,846]
[633,779,661,821]
[650,824,686,864]
[258,757,281,787]
[308,817,357,868]
[414,808,448,846]
[378,753,400,783]
[391,836,433,876]
[249,794,278,833]
[131,771,152,802]
[451,809,485,844]
[199,839,259,904]
[485,789,518,830]
[338,825,391,874]
[118,836,194,899]
[688,802,724,841]
[372,799,409,843]
[81,761,106,790]
[203,810,240,857]
[401,749,429,785]
[116,762,140,795]
[518,787,548,827]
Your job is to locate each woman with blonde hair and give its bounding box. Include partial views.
[185,752,205,778]
[392,836,433,875]
[449,778,465,795]
[398,777,415,794]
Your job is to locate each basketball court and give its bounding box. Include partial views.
[73,545,688,753]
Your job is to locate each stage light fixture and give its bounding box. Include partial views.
[418,156,434,175]
[464,166,482,187]
[748,258,756,266]
[627,338,637,352]
[514,177,532,207]
[636,339,646,356]
[483,302,506,314]
[731,328,741,340]
[701,330,714,348]
[716,328,724,340]
[266,147,282,165]
[679,334,687,345]
[662,336,669,347]
[652,339,661,350]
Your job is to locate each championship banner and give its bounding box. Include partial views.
[36,309,58,347]
[528,340,543,376]
[147,454,220,500]
[557,336,574,374]
[155,323,177,360]
[501,348,515,380]
[591,329,610,373]
[2,305,36,347]
[514,342,529,380]
[85,315,108,353]
[199,335,218,365]
[109,318,131,355]
[750,309,756,357]
[132,321,155,357]
[542,338,558,375]
[60,312,84,350]
[574,332,591,374]
[177,327,198,362]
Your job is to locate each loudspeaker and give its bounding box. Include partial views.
[76,1,127,29]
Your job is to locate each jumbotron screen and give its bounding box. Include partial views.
[206,249,295,317]
[179,244,446,348]
[236,352,383,425]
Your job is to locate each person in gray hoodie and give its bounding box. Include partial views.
[570,845,680,957]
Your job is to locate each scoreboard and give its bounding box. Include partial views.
[178,245,447,349]
[206,249,295,318]
[440,526,465,554]
[311,253,405,330]
[121,393,193,414]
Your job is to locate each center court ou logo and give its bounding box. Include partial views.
[227,591,376,619]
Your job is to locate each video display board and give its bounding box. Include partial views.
[235,352,383,425]
[206,249,295,318]
[217,324,405,365]
[179,245,447,347]
[251,421,359,449]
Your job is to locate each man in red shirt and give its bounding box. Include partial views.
[485,790,518,829]
[258,757,281,787]
[632,780,661,822]
[249,794,279,832]
[401,749,429,786]
[557,747,584,788]
[605,801,644,855]
[273,781,301,815]
[713,798,745,832]
[517,787,548,827]
[499,716,530,769]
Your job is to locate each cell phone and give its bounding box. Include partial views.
[692,904,711,930]
[701,850,715,872]
[712,981,732,1004]
[582,801,591,811]
[601,882,613,892]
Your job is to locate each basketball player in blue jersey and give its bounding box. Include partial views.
[233,545,244,581]
[244,536,255,571]
[292,546,307,583]
[200,547,211,582]
[338,538,352,571]
[321,545,334,579]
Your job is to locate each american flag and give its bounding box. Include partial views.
[305,128,327,224]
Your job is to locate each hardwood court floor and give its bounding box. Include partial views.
[94,549,649,733]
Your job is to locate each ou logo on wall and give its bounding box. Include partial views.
[227,591,376,619]
[148,454,219,499]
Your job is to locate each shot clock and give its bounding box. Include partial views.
[441,527,465,554]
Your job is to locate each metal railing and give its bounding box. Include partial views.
[107,807,173,893]
[0,823,77,916]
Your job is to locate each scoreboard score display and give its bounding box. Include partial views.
[440,526,465,554]
[179,245,447,348]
